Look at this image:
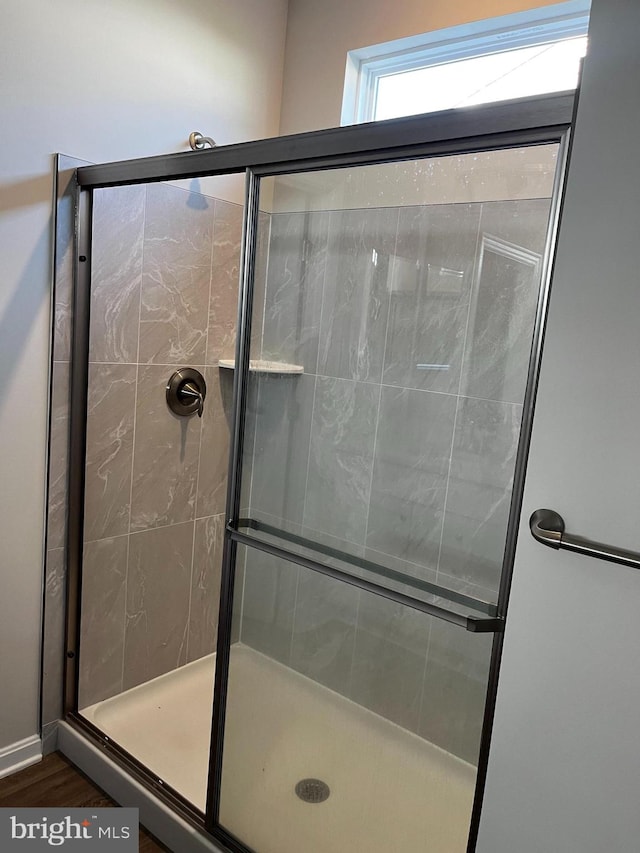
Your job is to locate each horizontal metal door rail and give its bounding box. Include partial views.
[228,524,504,633]
[530,508,640,570]
[75,91,574,189]
[238,517,497,616]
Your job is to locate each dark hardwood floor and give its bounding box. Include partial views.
[0,752,168,851]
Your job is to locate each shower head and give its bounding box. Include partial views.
[189,131,217,150]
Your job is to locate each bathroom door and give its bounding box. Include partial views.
[208,140,567,853]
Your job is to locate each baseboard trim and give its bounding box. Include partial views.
[0,734,42,779]
[57,722,225,853]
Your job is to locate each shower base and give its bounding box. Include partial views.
[81,645,475,853]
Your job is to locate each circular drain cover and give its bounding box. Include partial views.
[295,778,330,804]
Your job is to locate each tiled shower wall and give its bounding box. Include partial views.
[76,182,245,708]
[241,197,551,763]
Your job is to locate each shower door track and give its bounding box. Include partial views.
[63,91,575,853]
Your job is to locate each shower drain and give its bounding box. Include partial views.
[295,778,331,804]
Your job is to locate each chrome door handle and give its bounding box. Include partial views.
[530,508,640,570]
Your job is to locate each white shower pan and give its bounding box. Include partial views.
[82,645,475,853]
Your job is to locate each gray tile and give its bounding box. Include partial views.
[206,199,243,366]
[439,397,522,594]
[260,211,329,372]
[238,374,260,515]
[317,207,398,382]
[290,564,359,696]
[89,185,145,363]
[350,591,430,732]
[363,546,439,602]
[139,183,213,365]
[382,203,480,394]
[196,367,233,519]
[300,526,366,572]
[188,515,225,662]
[366,386,457,571]
[41,549,66,725]
[130,364,202,532]
[419,618,493,764]
[240,544,298,667]
[78,536,128,707]
[250,211,271,360]
[124,521,194,689]
[303,377,379,545]
[83,364,136,542]
[47,362,70,550]
[248,373,315,526]
[461,202,549,404]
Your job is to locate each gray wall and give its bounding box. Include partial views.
[240,193,551,763]
[477,0,640,849]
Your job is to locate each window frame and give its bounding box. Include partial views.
[341,0,590,125]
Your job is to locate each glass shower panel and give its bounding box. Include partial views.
[76,176,245,809]
[239,146,559,606]
[221,144,560,852]
[220,549,493,853]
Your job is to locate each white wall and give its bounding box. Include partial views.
[279,0,560,134]
[477,0,640,849]
[0,0,287,756]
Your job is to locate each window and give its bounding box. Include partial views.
[341,0,590,125]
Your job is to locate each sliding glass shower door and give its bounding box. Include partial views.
[215,145,561,853]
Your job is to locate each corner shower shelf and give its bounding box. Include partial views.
[218,359,304,375]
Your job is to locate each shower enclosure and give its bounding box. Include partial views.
[56,94,572,853]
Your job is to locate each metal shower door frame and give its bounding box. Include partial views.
[63,93,574,853]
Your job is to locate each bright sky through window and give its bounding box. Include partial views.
[374,36,587,121]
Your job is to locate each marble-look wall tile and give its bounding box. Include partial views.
[250,211,271,360]
[248,373,315,526]
[47,362,70,550]
[130,364,202,531]
[83,364,136,542]
[419,619,493,764]
[349,592,430,733]
[366,386,457,571]
[124,521,193,689]
[196,367,232,519]
[188,514,225,662]
[317,207,398,382]
[439,397,522,595]
[41,549,66,726]
[303,377,379,546]
[382,203,480,394]
[206,199,243,366]
[78,536,128,708]
[240,545,298,667]
[363,546,439,600]
[139,183,213,365]
[89,185,145,364]
[289,564,359,696]
[461,200,549,404]
[260,211,329,372]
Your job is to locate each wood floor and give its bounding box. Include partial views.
[0,752,168,851]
